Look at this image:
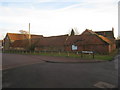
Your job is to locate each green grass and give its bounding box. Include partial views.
[94,55,113,61]
[94,49,118,61]
[3,49,118,61]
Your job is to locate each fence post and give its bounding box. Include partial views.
[81,52,83,58]
[67,51,69,56]
[93,52,94,59]
[25,50,27,54]
[59,51,61,55]
[76,51,78,55]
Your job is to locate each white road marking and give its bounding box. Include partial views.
[94,81,116,88]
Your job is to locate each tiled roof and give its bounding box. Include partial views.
[64,35,81,45]
[10,29,115,48]
[11,38,40,48]
[81,29,96,35]
[97,35,112,44]
[95,30,115,39]
[76,29,113,45]
[75,34,104,45]
[7,33,43,41]
[36,35,68,47]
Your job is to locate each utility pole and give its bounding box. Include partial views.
[29,23,31,49]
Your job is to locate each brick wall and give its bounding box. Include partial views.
[65,44,110,54]
[35,46,65,52]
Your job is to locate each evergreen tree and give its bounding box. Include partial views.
[70,29,75,36]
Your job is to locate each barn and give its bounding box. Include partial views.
[35,35,68,52]
[3,28,116,54]
[64,29,116,54]
[3,33,43,50]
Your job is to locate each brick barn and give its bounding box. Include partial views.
[34,28,116,54]
[3,33,43,50]
[35,35,68,52]
[3,28,116,54]
[64,29,116,54]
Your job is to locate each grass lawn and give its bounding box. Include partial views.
[3,49,118,61]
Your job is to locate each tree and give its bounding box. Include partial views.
[19,30,29,34]
[70,29,75,36]
[69,27,79,36]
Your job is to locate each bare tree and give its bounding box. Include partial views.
[73,27,79,35]
[19,30,29,34]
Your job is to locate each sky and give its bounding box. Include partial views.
[0,0,119,40]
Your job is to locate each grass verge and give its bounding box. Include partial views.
[3,49,118,61]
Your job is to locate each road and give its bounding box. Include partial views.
[2,53,119,88]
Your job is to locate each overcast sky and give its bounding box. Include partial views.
[0,0,119,39]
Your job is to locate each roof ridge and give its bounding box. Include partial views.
[44,34,68,38]
[94,30,113,32]
[7,33,43,36]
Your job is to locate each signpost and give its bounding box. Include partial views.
[81,51,94,59]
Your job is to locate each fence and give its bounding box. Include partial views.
[3,50,95,59]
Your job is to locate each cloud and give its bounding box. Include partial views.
[0,0,118,40]
[0,0,83,3]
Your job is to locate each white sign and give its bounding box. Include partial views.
[82,51,93,54]
[72,45,77,50]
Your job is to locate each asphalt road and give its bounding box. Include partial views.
[2,53,119,88]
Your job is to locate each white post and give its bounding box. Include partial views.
[29,23,31,49]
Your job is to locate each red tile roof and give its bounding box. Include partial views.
[10,29,114,48]
[81,29,113,44]
[11,38,40,48]
[7,33,43,41]
[95,30,115,39]
[97,35,112,44]
[64,35,81,45]
[36,35,68,47]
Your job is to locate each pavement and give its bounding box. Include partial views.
[2,53,118,88]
